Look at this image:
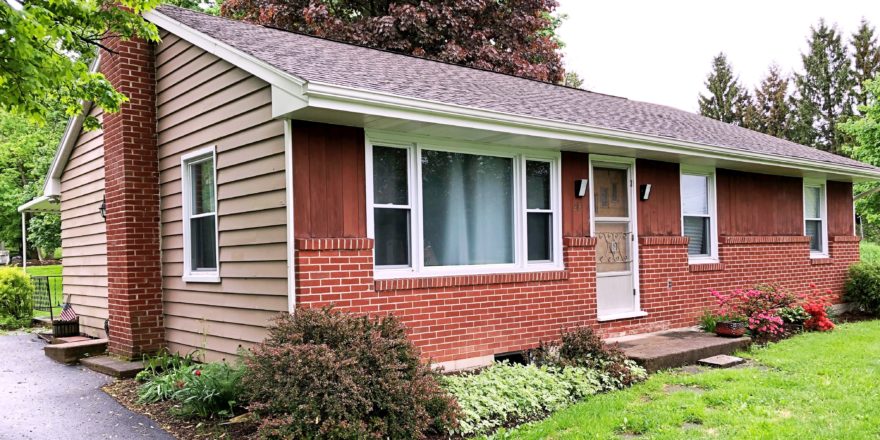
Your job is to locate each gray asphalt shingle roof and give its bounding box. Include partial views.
[157,5,878,173]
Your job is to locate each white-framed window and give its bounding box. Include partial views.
[366,133,562,278]
[181,146,220,283]
[804,179,828,257]
[680,166,718,262]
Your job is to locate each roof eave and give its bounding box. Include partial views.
[302,81,880,181]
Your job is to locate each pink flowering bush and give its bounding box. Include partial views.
[710,284,800,337]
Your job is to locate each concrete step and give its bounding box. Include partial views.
[81,356,144,378]
[44,338,108,364]
[613,329,751,373]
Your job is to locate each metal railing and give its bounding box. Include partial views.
[32,275,62,321]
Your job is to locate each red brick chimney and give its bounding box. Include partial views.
[100,36,164,359]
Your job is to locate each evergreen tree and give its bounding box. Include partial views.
[851,18,880,109]
[745,64,791,139]
[790,20,855,155]
[698,53,751,126]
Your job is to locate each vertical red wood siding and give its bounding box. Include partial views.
[716,169,803,236]
[827,181,854,236]
[292,121,367,238]
[636,159,681,236]
[562,151,591,237]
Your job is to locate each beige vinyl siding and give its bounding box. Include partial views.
[59,107,107,336]
[157,30,288,361]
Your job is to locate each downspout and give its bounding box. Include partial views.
[21,212,26,271]
[284,119,296,313]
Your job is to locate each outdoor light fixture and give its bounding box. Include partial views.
[575,179,588,198]
[98,197,107,219]
[640,184,652,201]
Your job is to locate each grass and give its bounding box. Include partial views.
[860,241,880,264]
[501,321,880,439]
[25,265,63,318]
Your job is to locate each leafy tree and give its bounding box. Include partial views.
[28,214,62,260]
[0,0,160,129]
[563,71,584,89]
[745,64,791,139]
[790,20,855,155]
[841,76,880,236]
[698,53,751,126]
[0,110,65,256]
[220,0,566,83]
[851,18,880,109]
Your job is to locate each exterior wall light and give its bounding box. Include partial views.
[99,197,107,219]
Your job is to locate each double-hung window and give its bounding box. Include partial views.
[803,180,827,256]
[182,147,219,282]
[368,136,561,278]
[680,166,718,262]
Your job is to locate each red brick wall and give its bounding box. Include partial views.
[101,36,164,358]
[295,234,858,362]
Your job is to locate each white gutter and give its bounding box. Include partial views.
[304,81,880,182]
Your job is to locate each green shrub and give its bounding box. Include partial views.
[533,326,647,390]
[171,361,246,418]
[442,362,601,436]
[138,358,245,419]
[698,310,718,332]
[845,262,880,314]
[241,307,458,439]
[0,267,34,329]
[136,348,200,382]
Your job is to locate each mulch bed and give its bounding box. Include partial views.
[102,379,257,440]
[835,310,877,324]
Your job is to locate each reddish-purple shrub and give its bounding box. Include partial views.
[242,307,458,439]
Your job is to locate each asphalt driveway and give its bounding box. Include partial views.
[0,333,173,440]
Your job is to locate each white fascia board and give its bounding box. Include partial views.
[43,103,91,197]
[304,81,880,181]
[144,10,307,99]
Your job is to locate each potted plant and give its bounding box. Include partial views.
[714,314,748,337]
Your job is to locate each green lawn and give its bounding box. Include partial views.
[503,321,880,439]
[25,265,63,318]
[25,265,62,277]
[861,241,880,264]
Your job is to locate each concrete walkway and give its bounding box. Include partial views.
[0,333,173,439]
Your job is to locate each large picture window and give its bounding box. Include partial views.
[182,147,219,282]
[367,137,561,278]
[681,166,717,262]
[804,180,827,256]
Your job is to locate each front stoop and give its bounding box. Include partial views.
[80,356,144,378]
[44,338,108,364]
[614,329,751,373]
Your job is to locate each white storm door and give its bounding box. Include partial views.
[591,160,639,319]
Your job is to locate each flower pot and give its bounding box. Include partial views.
[715,320,747,337]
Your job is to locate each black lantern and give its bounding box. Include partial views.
[98,197,107,219]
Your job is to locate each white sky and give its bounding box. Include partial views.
[557,0,880,112]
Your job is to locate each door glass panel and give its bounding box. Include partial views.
[595,222,631,273]
[593,167,628,218]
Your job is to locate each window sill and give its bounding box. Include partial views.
[689,262,724,272]
[182,274,221,284]
[597,311,648,322]
[810,257,833,266]
[374,269,569,291]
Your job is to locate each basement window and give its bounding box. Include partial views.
[804,179,828,257]
[366,134,562,279]
[182,146,219,283]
